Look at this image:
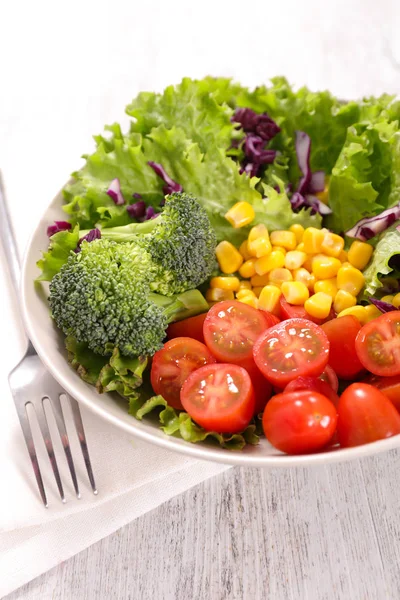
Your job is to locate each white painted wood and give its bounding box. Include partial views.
[6,451,400,600]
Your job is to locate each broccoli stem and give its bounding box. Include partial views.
[148,289,209,323]
[80,217,160,242]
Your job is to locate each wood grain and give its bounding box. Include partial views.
[6,451,400,600]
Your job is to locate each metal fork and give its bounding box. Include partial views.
[0,172,97,506]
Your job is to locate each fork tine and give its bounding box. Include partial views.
[69,397,98,494]
[14,401,48,507]
[35,399,66,503]
[49,394,81,498]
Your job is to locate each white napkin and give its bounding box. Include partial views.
[0,173,229,598]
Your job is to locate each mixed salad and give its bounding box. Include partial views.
[37,77,400,454]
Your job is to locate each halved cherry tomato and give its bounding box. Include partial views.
[203,300,269,365]
[319,365,339,393]
[355,311,400,377]
[285,376,339,406]
[151,337,216,410]
[363,373,400,412]
[262,311,281,328]
[321,315,364,380]
[180,363,255,433]
[253,318,330,387]
[167,313,208,344]
[262,390,337,454]
[337,383,400,447]
[279,296,334,325]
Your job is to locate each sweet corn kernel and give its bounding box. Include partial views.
[289,224,305,244]
[248,225,271,258]
[215,241,243,274]
[237,293,259,308]
[251,286,262,298]
[296,242,305,252]
[271,246,287,255]
[336,265,365,296]
[382,295,395,303]
[206,288,235,302]
[238,280,252,291]
[333,290,357,314]
[321,232,345,258]
[312,255,341,280]
[258,285,282,316]
[316,186,329,204]
[285,250,307,270]
[270,230,297,251]
[210,276,240,291]
[303,227,325,254]
[251,274,271,287]
[364,304,382,322]
[337,305,368,324]
[268,268,293,287]
[304,292,332,319]
[255,250,285,275]
[293,268,316,291]
[281,281,309,305]
[239,259,257,279]
[341,262,352,269]
[239,240,252,261]
[236,289,257,300]
[314,278,338,299]
[225,201,255,228]
[348,241,374,271]
[393,293,400,308]
[338,250,348,263]
[303,255,315,273]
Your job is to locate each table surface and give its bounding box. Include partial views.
[3,0,400,598]
[5,452,400,600]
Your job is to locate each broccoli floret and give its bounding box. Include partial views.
[49,239,209,357]
[80,193,217,295]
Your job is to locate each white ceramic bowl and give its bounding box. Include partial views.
[20,185,400,467]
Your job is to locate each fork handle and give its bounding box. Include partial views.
[0,171,21,293]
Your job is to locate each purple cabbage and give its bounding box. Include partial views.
[106,178,125,205]
[145,206,156,220]
[148,161,183,195]
[127,200,146,220]
[232,108,280,177]
[47,221,71,237]
[132,192,142,199]
[75,228,101,253]
[369,297,397,313]
[288,131,330,216]
[346,203,400,241]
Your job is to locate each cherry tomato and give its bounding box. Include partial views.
[262,390,337,454]
[363,374,400,412]
[246,361,272,414]
[167,313,207,344]
[337,383,400,447]
[319,365,339,393]
[151,337,216,410]
[321,315,364,380]
[285,376,339,406]
[262,311,281,328]
[180,363,255,433]
[355,311,400,377]
[203,300,269,365]
[279,296,335,325]
[253,318,330,387]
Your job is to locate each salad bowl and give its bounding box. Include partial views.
[20,185,400,467]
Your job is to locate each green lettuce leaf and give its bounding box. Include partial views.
[327,122,400,233]
[129,394,259,450]
[363,224,400,296]
[36,226,80,281]
[65,336,109,384]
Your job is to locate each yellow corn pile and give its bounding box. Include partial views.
[206,201,376,323]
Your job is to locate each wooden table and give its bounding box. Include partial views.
[6,450,400,599]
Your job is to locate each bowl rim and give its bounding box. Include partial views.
[19,183,400,468]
